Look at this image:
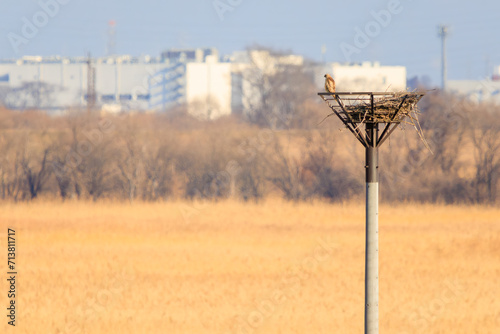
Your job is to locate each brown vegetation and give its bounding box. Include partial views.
[0,91,498,204]
[0,199,498,333]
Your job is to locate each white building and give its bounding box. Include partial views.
[185,56,232,119]
[447,79,500,105]
[0,55,165,111]
[0,49,410,118]
[0,48,231,118]
[315,61,407,92]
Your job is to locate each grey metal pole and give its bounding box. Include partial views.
[438,25,448,91]
[365,123,379,334]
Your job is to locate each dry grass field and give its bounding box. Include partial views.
[0,199,499,333]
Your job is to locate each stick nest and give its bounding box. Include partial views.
[342,92,421,124]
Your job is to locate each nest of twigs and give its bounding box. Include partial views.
[343,92,421,124]
[319,90,431,152]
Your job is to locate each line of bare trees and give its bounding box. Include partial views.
[0,90,498,204]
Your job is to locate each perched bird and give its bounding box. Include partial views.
[324,73,336,94]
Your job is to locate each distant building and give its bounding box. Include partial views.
[447,79,500,105]
[0,48,229,118]
[0,55,169,112]
[161,47,218,63]
[229,49,306,117]
[444,65,500,105]
[185,55,232,119]
[0,48,410,119]
[314,61,407,92]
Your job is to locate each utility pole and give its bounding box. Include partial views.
[438,25,449,91]
[107,20,117,57]
[318,91,426,334]
[365,117,379,334]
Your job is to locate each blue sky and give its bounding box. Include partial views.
[1,0,499,86]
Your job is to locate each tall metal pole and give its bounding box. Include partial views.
[318,91,425,334]
[365,121,379,334]
[438,25,448,91]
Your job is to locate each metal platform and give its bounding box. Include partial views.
[318,92,425,148]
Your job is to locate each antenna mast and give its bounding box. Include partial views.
[438,25,449,91]
[107,20,117,57]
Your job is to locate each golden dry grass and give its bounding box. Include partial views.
[0,199,499,333]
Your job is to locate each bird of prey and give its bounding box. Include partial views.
[324,74,336,94]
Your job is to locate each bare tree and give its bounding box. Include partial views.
[238,47,315,129]
[114,119,145,202]
[141,143,176,201]
[52,155,72,200]
[0,90,496,204]
[118,153,142,202]
[302,133,362,201]
[21,146,52,199]
[0,139,24,201]
[420,93,467,173]
[179,129,234,201]
[78,143,115,201]
[237,156,266,201]
[265,138,307,200]
[468,108,500,204]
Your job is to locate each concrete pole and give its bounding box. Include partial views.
[439,25,448,91]
[442,30,447,91]
[365,122,379,334]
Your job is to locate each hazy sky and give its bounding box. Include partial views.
[1,0,499,86]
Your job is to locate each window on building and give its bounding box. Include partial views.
[101,94,116,102]
[137,94,150,101]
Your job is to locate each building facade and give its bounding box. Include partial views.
[447,79,500,105]
[0,48,409,118]
[314,61,407,92]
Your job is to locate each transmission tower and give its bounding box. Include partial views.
[438,25,449,91]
